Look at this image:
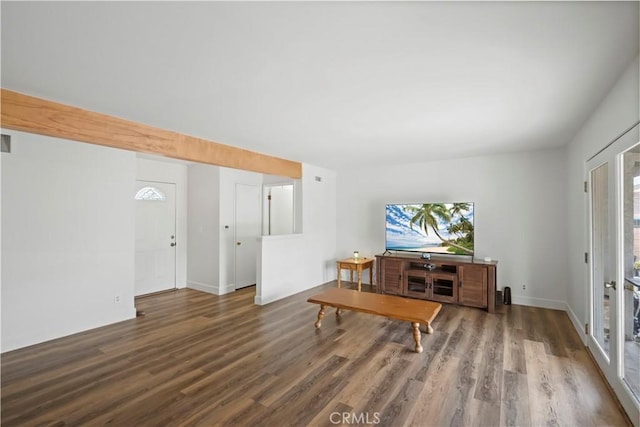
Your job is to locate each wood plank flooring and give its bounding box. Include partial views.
[1,282,631,426]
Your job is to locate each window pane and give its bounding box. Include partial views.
[135,186,166,201]
[621,144,640,402]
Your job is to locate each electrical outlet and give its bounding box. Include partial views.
[114,295,121,304]
[522,284,526,290]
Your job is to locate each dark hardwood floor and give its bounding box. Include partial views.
[1,282,631,426]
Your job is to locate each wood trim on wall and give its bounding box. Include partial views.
[0,89,302,179]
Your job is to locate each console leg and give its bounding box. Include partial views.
[315,305,326,328]
[412,322,423,353]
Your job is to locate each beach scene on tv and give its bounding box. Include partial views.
[385,203,474,255]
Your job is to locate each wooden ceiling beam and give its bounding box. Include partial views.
[0,89,302,179]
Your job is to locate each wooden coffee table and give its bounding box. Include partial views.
[307,288,442,353]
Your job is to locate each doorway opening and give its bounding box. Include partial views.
[234,183,261,290]
[586,124,640,420]
[263,183,294,236]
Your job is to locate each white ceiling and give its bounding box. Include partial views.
[2,1,638,171]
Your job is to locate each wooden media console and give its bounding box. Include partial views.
[376,253,498,313]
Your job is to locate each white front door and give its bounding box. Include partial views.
[134,181,177,296]
[587,124,640,424]
[235,183,261,289]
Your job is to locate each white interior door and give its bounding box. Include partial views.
[135,181,176,296]
[587,124,640,425]
[235,183,261,289]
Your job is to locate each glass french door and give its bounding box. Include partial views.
[587,124,640,425]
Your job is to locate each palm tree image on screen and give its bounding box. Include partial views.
[407,203,474,255]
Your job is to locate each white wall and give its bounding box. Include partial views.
[257,163,337,304]
[187,165,264,295]
[566,56,640,338]
[187,163,221,294]
[136,157,188,288]
[336,148,569,309]
[1,130,137,352]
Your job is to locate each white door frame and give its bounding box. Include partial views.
[134,180,177,296]
[586,124,640,424]
[234,183,261,290]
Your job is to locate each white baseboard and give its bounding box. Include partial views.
[254,294,275,305]
[566,303,588,344]
[187,280,217,294]
[218,283,236,295]
[511,295,566,311]
[187,281,236,295]
[254,292,289,306]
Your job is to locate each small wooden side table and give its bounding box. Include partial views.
[336,257,375,292]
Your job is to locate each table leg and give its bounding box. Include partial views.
[425,322,434,334]
[336,308,341,316]
[357,268,362,292]
[412,322,423,353]
[315,305,327,328]
[337,265,341,288]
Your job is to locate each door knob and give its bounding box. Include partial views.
[237,242,241,245]
[604,281,616,290]
[170,242,176,247]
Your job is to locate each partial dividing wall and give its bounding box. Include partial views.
[257,163,337,304]
[336,148,569,310]
[1,129,137,352]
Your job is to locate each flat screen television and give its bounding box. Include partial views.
[385,203,474,256]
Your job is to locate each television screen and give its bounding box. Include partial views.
[385,203,474,256]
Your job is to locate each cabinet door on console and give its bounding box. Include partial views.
[380,259,403,295]
[430,272,458,304]
[458,265,488,308]
[405,270,429,299]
